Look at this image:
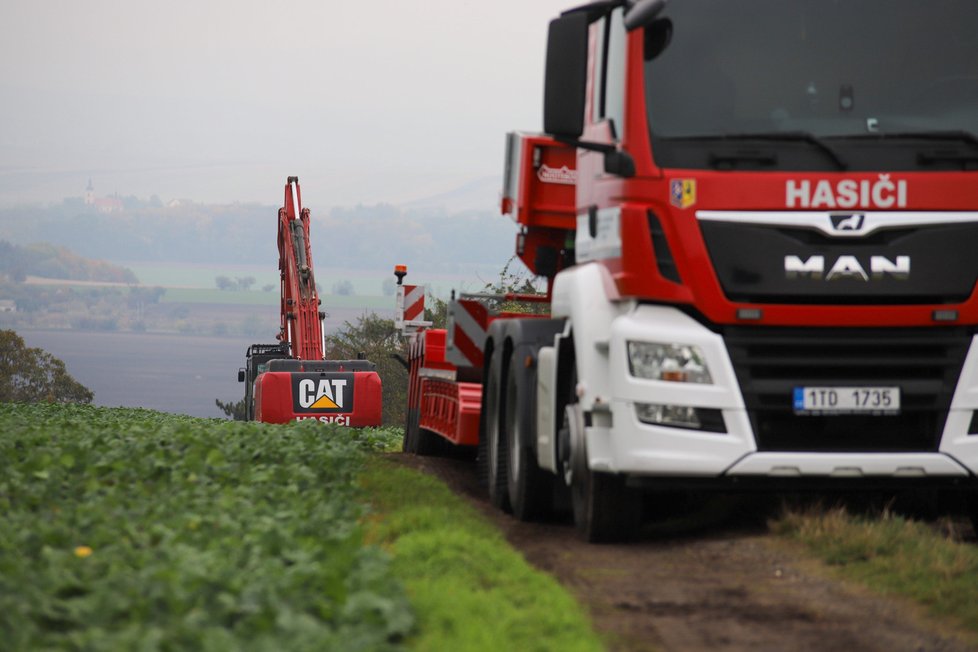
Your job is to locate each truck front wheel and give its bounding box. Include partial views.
[561,400,642,543]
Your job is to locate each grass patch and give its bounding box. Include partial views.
[0,403,411,650]
[360,457,605,652]
[773,505,978,638]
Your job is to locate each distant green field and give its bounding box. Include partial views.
[160,287,278,305]
[121,262,278,290]
[160,287,391,310]
[124,262,392,295]
[122,261,486,299]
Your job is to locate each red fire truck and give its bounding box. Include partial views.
[397,0,978,541]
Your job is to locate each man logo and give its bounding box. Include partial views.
[785,255,910,281]
[293,373,354,413]
[830,214,865,232]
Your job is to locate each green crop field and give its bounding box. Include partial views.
[0,404,412,650]
[0,404,605,651]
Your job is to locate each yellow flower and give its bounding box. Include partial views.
[74,546,93,558]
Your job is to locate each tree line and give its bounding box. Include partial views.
[0,240,137,284]
[0,201,514,273]
[0,330,93,404]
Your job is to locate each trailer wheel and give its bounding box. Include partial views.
[561,393,641,543]
[485,347,511,512]
[505,351,553,521]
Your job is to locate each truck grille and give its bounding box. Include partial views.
[723,327,972,452]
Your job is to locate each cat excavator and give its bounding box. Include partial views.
[238,177,382,425]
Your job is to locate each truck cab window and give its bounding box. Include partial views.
[592,8,627,140]
[645,0,978,171]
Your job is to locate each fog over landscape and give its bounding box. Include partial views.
[0,0,570,208]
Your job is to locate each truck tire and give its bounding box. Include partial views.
[561,388,641,543]
[415,425,442,456]
[402,407,418,453]
[404,395,443,456]
[484,346,511,512]
[505,351,553,521]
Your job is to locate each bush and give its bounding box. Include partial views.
[326,314,407,427]
[332,279,355,296]
[215,397,247,420]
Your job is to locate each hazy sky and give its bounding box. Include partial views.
[0,0,571,208]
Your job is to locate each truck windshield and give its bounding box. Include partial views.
[645,0,978,170]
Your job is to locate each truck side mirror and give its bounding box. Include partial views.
[543,11,589,138]
[624,0,668,31]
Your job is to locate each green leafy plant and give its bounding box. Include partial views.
[0,404,413,650]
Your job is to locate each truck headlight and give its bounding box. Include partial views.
[627,342,712,384]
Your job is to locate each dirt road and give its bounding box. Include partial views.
[390,452,973,652]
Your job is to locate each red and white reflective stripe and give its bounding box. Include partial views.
[402,284,425,322]
[447,300,487,368]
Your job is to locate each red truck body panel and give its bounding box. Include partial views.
[255,369,382,426]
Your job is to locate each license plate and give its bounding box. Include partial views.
[793,386,900,415]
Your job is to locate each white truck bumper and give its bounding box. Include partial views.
[581,303,978,480]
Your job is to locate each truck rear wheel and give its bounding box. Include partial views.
[403,408,418,453]
[484,347,511,512]
[561,398,641,543]
[505,351,553,521]
[415,425,442,456]
[404,406,443,456]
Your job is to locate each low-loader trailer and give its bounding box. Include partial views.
[398,0,978,541]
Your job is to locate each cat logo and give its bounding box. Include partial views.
[293,373,354,413]
[670,179,696,209]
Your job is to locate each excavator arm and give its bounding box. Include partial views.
[278,177,325,361]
